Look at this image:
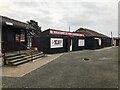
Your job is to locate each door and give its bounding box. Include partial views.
[70,39,72,51]
[27,36,32,47]
[66,38,72,52]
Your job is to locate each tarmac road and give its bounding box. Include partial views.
[2,46,118,88]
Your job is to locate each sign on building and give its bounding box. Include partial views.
[6,22,13,26]
[50,30,84,37]
[78,39,85,46]
[50,38,63,48]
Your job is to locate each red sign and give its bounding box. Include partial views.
[49,30,84,37]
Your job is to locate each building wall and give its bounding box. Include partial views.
[85,37,102,50]
[85,37,112,50]
[2,25,27,52]
[113,38,120,46]
[36,36,50,53]
[85,37,94,49]
[72,37,85,51]
[0,17,2,66]
[37,35,69,54]
[35,35,85,54]
[116,39,120,46]
[102,38,112,47]
[0,18,1,54]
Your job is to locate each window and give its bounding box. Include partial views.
[20,30,25,42]
[78,39,85,46]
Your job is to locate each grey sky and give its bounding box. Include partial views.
[0,0,118,37]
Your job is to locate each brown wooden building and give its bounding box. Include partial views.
[75,28,112,49]
[0,16,32,53]
[33,29,85,54]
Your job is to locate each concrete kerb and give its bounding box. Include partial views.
[1,53,63,77]
[94,46,115,52]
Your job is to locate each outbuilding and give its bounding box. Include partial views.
[75,28,112,50]
[34,29,85,54]
[112,37,120,46]
[0,16,32,53]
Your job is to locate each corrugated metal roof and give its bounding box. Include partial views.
[76,28,109,38]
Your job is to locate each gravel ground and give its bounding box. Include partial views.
[2,47,118,88]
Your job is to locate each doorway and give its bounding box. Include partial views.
[70,39,72,51]
[65,38,73,52]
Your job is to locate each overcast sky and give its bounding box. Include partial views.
[0,0,119,37]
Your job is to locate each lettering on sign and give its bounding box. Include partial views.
[49,30,84,37]
[50,38,63,48]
